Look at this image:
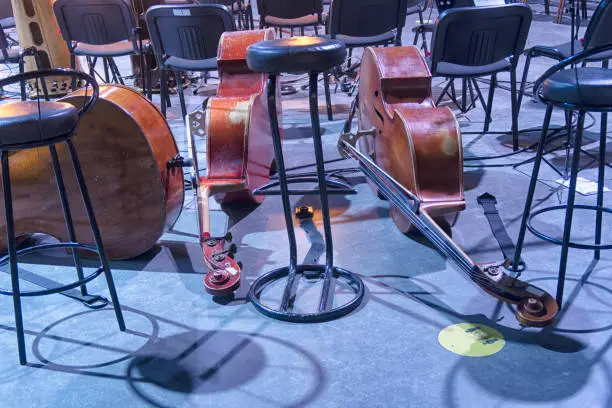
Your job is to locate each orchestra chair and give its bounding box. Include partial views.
[407,0,432,53]
[195,0,254,30]
[518,0,612,112]
[256,0,325,36]
[326,0,407,49]
[53,0,149,92]
[430,4,532,151]
[146,4,234,118]
[0,69,126,365]
[322,0,408,120]
[0,26,44,101]
[246,36,364,322]
[514,44,612,309]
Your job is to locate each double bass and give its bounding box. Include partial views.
[0,85,184,259]
[339,46,558,327]
[187,29,279,296]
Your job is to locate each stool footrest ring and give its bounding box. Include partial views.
[0,242,105,297]
[248,264,365,323]
[254,177,356,196]
[527,204,612,250]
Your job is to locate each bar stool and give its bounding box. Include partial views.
[245,37,364,322]
[0,69,125,365]
[513,44,612,308]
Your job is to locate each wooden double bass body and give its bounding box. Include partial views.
[341,46,559,326]
[358,46,465,232]
[190,29,279,295]
[0,85,184,259]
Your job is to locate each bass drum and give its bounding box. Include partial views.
[0,85,184,259]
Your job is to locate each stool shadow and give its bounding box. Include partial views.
[6,306,326,408]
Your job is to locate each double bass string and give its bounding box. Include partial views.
[343,141,501,292]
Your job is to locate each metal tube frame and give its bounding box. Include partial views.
[0,139,126,365]
[248,72,364,322]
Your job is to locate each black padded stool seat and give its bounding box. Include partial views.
[246,37,346,74]
[541,67,612,107]
[0,101,79,147]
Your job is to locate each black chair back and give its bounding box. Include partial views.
[54,0,137,47]
[327,0,407,42]
[257,0,323,20]
[583,0,612,50]
[430,4,532,72]
[0,0,13,20]
[146,4,234,61]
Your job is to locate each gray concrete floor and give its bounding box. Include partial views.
[1,4,612,408]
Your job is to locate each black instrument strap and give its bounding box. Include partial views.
[477,192,525,271]
[1,268,109,309]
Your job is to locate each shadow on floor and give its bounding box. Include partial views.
[1,306,326,408]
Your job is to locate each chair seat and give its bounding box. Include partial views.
[163,56,217,71]
[0,17,15,29]
[434,58,512,77]
[541,67,612,108]
[264,13,324,27]
[321,31,395,47]
[0,48,20,63]
[529,41,612,62]
[73,40,146,57]
[0,101,79,148]
[246,36,346,74]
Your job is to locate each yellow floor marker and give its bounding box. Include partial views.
[438,323,505,357]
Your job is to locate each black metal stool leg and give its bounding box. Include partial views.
[160,69,168,117]
[484,74,496,130]
[514,105,554,270]
[109,58,124,85]
[510,68,519,151]
[49,145,88,297]
[564,110,574,180]
[308,72,334,312]
[18,55,26,101]
[64,140,126,331]
[471,78,489,128]
[33,51,50,100]
[266,74,299,311]
[557,111,586,308]
[174,69,187,119]
[517,51,533,113]
[2,151,27,365]
[103,57,111,83]
[70,54,78,91]
[595,112,607,260]
[324,71,333,121]
[461,78,468,113]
